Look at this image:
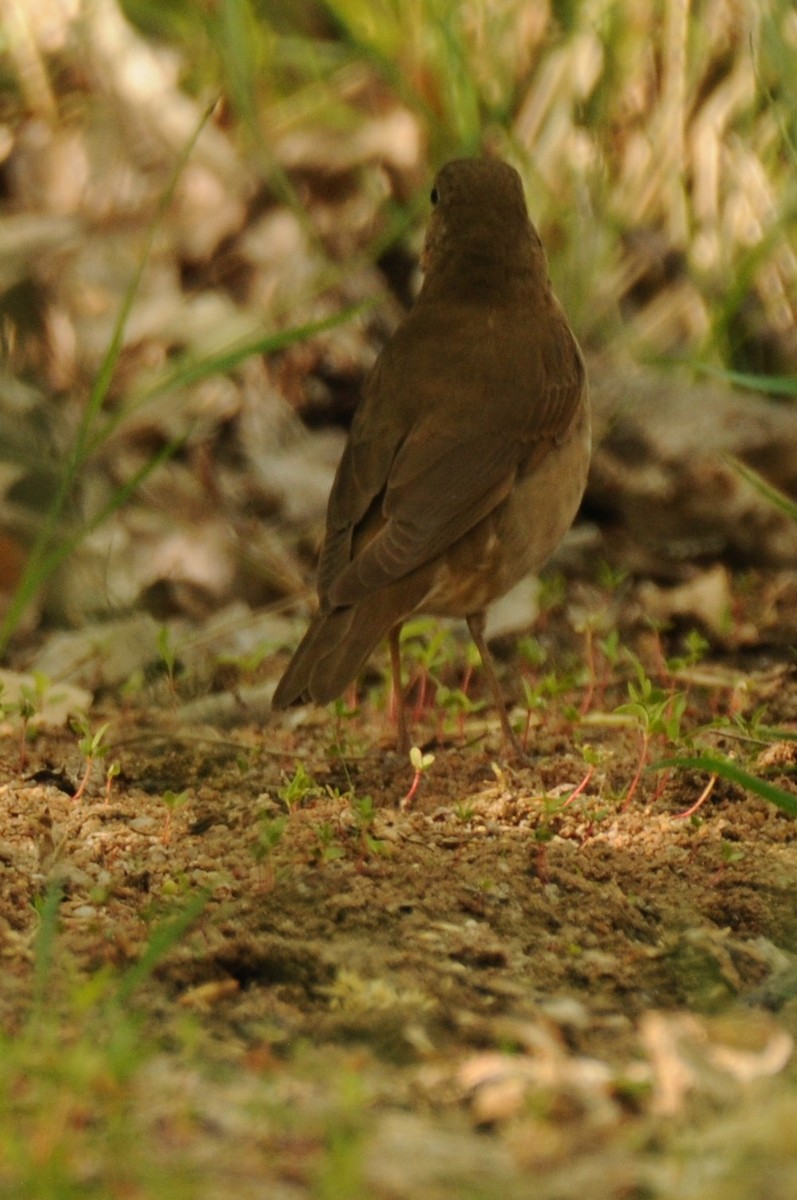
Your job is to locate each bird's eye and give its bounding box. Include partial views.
[430,186,439,205]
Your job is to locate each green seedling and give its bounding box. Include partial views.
[105,760,121,804]
[350,794,384,857]
[402,745,435,808]
[521,670,574,713]
[668,628,711,672]
[719,706,770,744]
[329,696,361,757]
[596,560,629,592]
[160,789,190,844]
[252,813,288,888]
[1,672,56,768]
[311,821,345,864]
[720,840,747,865]
[216,643,273,676]
[14,687,37,769]
[569,626,625,716]
[70,717,112,801]
[396,618,460,724]
[156,625,180,703]
[598,629,622,669]
[573,609,605,716]
[400,617,459,678]
[436,683,485,743]
[518,635,548,669]
[537,571,567,615]
[615,663,687,808]
[277,762,319,811]
[519,664,581,744]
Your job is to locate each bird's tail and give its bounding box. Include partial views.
[272,603,397,708]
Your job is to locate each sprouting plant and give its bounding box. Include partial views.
[530,793,569,881]
[216,643,273,676]
[520,671,568,715]
[598,629,621,667]
[596,560,629,592]
[350,793,375,825]
[400,618,456,679]
[667,628,711,673]
[537,572,567,615]
[394,618,462,726]
[105,760,121,805]
[329,696,360,757]
[70,717,112,801]
[1,672,54,768]
[519,667,578,745]
[402,745,435,808]
[156,625,180,704]
[614,663,687,808]
[436,683,485,743]
[573,609,602,716]
[311,821,345,864]
[517,636,547,669]
[160,789,189,844]
[252,813,288,888]
[716,706,769,744]
[561,743,603,808]
[277,762,319,811]
[14,688,37,770]
[596,628,622,698]
[719,840,746,865]
[350,794,384,857]
[652,751,797,819]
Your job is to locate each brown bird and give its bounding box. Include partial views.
[273,157,590,756]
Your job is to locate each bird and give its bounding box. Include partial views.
[272,157,590,757]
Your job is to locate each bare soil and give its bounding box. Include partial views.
[1,596,796,1199]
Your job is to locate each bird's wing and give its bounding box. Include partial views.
[326,427,520,606]
[316,397,404,606]
[320,316,585,609]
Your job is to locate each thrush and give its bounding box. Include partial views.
[273,157,590,756]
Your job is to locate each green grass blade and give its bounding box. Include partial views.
[82,302,370,459]
[690,363,797,397]
[114,890,208,1006]
[757,725,797,742]
[127,305,370,411]
[31,882,64,1017]
[656,754,797,816]
[726,455,797,523]
[0,100,218,657]
[0,438,185,646]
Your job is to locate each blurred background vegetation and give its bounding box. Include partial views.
[1,0,796,650]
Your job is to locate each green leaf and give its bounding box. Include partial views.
[726,456,797,523]
[655,754,797,817]
[114,892,208,1005]
[690,363,797,398]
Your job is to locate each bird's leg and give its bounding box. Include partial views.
[389,624,410,754]
[466,612,526,760]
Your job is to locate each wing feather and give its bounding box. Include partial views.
[319,303,585,609]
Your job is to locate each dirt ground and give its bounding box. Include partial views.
[1,587,796,1199]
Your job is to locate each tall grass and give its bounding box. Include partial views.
[118,0,797,361]
[1,0,795,649]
